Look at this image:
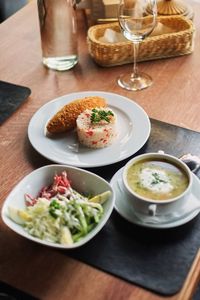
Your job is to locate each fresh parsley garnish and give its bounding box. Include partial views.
[90,109,114,124]
[151,172,167,185]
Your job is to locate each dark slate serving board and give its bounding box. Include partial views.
[67,119,200,296]
[0,80,31,125]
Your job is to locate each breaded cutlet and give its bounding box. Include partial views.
[46,96,107,133]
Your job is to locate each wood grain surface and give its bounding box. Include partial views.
[0,1,200,299]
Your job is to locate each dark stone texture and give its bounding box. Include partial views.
[0,80,31,125]
[67,119,200,296]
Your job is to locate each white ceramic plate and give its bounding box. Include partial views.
[28,91,151,168]
[1,165,115,249]
[110,167,200,229]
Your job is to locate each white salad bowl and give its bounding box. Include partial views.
[1,165,115,249]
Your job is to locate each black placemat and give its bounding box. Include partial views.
[0,80,31,125]
[0,281,38,300]
[67,119,200,296]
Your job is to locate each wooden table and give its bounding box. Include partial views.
[0,1,200,299]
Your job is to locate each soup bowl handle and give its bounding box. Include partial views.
[148,204,157,216]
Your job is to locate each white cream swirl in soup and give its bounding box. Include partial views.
[126,159,189,201]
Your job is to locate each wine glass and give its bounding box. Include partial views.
[117,0,157,91]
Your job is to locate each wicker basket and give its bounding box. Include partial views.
[87,16,195,67]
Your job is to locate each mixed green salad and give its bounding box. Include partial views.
[8,171,111,245]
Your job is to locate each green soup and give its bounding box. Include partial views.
[126,158,189,201]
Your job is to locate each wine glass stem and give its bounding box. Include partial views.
[131,42,140,80]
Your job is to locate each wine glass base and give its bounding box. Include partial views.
[117,72,153,91]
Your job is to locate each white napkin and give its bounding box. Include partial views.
[98,28,127,43]
[98,23,175,44]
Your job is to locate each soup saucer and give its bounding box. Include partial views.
[110,167,200,229]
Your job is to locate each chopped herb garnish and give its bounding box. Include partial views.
[90,109,114,124]
[151,172,167,185]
